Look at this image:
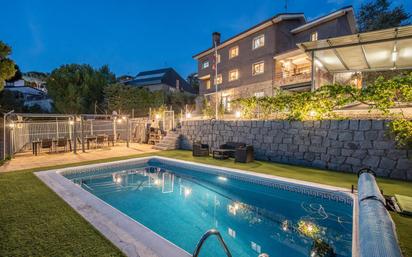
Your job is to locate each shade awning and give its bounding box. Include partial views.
[298,25,412,73]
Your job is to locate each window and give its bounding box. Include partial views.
[205,79,211,89]
[215,74,222,85]
[202,60,209,69]
[229,46,239,59]
[216,54,221,64]
[254,91,264,98]
[252,61,264,75]
[311,31,318,41]
[253,34,265,49]
[229,69,239,81]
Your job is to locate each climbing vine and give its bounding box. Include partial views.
[230,73,412,149]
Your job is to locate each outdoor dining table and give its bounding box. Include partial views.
[85,135,98,149]
[32,138,73,156]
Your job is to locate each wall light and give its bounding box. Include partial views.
[117,118,123,124]
[69,120,75,125]
[314,59,323,68]
[155,114,160,120]
[8,123,15,128]
[235,111,241,118]
[185,112,192,119]
[122,116,127,120]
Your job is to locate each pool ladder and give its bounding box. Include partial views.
[193,229,233,257]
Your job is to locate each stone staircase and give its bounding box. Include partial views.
[152,130,181,150]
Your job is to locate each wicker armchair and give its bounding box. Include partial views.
[193,141,209,157]
[235,145,254,163]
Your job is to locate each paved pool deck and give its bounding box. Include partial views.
[0,143,158,173]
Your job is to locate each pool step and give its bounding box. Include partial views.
[153,131,181,150]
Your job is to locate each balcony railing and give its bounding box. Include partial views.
[275,72,311,86]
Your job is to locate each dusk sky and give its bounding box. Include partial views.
[2,0,411,78]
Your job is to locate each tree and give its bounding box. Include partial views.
[0,90,25,112]
[104,84,194,117]
[5,64,22,82]
[47,64,115,114]
[0,41,17,91]
[357,0,411,32]
[187,73,199,93]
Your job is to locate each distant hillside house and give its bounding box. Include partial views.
[124,68,196,95]
[4,83,53,112]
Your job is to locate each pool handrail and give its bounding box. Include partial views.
[192,229,232,257]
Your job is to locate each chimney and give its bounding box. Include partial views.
[212,32,221,47]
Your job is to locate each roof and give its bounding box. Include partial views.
[125,68,196,94]
[298,24,412,72]
[127,68,169,86]
[290,6,354,34]
[4,85,46,96]
[193,13,305,59]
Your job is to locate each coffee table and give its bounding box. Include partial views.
[212,149,233,160]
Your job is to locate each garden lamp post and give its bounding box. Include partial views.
[3,110,14,161]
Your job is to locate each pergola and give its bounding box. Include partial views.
[298,25,412,89]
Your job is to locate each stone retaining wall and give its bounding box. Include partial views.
[179,120,412,180]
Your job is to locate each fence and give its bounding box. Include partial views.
[2,113,155,158]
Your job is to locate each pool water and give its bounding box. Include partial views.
[65,159,353,257]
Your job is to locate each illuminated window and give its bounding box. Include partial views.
[252,61,264,75]
[254,91,264,98]
[205,79,211,89]
[215,74,222,85]
[229,69,239,81]
[216,54,221,64]
[229,46,239,59]
[253,34,265,49]
[311,31,318,41]
[202,60,209,69]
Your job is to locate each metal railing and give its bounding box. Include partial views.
[192,229,232,257]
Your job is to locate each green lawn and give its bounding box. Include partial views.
[1,150,411,257]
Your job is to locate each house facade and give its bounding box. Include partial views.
[124,68,196,95]
[193,6,356,111]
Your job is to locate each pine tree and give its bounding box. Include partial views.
[357,0,411,32]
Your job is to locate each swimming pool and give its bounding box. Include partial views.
[38,157,356,257]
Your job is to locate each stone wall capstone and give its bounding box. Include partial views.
[179,120,412,180]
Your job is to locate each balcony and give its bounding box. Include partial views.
[274,52,312,90]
